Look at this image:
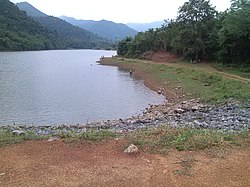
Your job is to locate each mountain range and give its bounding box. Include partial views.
[1,0,164,51]
[16,2,138,41]
[16,2,113,49]
[126,21,165,32]
[60,16,138,41]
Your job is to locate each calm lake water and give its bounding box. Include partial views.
[0,50,164,125]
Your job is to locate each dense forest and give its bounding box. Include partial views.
[118,0,250,66]
[0,0,63,50]
[0,0,114,51]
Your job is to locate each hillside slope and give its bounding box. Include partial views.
[16,2,114,49]
[60,16,138,41]
[0,0,62,51]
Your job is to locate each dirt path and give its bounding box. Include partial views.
[1,140,250,187]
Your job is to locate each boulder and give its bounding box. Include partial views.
[124,144,139,154]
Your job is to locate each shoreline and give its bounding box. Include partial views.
[98,57,182,103]
[1,56,249,134]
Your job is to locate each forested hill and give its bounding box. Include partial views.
[0,0,63,51]
[16,2,114,50]
[0,0,114,51]
[16,2,47,17]
[118,0,250,66]
[60,16,138,41]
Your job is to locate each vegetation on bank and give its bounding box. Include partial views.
[0,129,46,147]
[128,127,250,152]
[102,57,250,104]
[1,127,250,154]
[118,0,250,66]
[0,129,117,147]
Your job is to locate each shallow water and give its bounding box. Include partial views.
[0,50,164,125]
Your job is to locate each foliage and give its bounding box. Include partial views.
[0,0,62,51]
[117,0,250,66]
[218,0,250,65]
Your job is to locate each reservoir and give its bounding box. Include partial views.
[0,50,164,125]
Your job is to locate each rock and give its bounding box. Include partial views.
[0,173,6,176]
[157,90,163,95]
[144,159,151,163]
[12,130,25,135]
[124,144,139,154]
[47,137,60,142]
[174,108,185,114]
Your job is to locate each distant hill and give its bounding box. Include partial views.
[16,2,47,17]
[126,21,165,32]
[0,0,63,51]
[60,16,138,41]
[16,2,113,49]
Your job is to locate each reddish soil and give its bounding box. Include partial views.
[1,139,250,187]
[141,51,179,63]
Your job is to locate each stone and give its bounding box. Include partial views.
[157,90,163,95]
[47,137,60,142]
[174,108,185,114]
[124,144,139,154]
[12,130,25,135]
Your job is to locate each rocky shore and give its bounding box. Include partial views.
[1,99,249,135]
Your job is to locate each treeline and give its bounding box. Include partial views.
[118,0,250,65]
[0,0,114,51]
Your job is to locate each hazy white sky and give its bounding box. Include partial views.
[10,0,231,23]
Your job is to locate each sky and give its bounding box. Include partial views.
[10,0,232,23]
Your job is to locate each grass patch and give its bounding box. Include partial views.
[128,127,250,152]
[0,129,46,147]
[0,128,118,146]
[214,63,250,79]
[153,64,250,103]
[56,130,117,142]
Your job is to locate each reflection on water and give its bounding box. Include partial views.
[0,50,164,125]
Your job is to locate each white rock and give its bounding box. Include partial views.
[124,144,139,154]
[12,130,25,135]
[174,108,185,114]
[47,137,60,142]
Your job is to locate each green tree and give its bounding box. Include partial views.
[218,0,250,65]
[176,0,218,61]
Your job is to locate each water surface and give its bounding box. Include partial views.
[0,50,164,125]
